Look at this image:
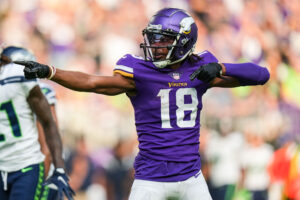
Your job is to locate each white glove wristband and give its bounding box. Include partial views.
[47,66,56,80]
[56,168,65,174]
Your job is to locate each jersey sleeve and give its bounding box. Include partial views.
[198,50,219,63]
[113,54,140,79]
[39,82,57,105]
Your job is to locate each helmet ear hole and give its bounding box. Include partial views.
[181,38,189,46]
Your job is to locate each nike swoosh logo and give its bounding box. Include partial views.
[21,167,33,173]
[58,176,67,186]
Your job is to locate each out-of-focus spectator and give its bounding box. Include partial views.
[205,118,245,200]
[86,167,108,200]
[105,139,135,200]
[239,120,274,200]
[65,135,95,194]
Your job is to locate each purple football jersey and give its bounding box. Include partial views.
[114,51,218,181]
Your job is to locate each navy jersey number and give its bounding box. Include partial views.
[0,101,22,142]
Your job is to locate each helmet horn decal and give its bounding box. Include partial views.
[180,17,195,34]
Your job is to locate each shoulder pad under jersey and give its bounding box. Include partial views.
[113,54,144,78]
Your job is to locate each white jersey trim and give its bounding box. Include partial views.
[115,65,134,73]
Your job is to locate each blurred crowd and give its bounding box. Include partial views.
[0,0,300,199]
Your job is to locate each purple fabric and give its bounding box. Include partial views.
[279,101,300,138]
[224,63,270,86]
[115,51,218,181]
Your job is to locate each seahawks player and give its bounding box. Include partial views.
[16,8,270,200]
[0,46,74,200]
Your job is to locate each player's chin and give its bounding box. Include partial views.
[153,55,166,61]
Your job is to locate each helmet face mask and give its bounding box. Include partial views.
[140,8,198,68]
[142,30,177,62]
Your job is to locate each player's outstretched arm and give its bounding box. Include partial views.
[190,62,270,88]
[52,69,135,95]
[220,62,270,86]
[14,61,135,95]
[27,86,75,200]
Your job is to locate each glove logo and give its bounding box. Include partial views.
[43,168,75,200]
[58,176,67,186]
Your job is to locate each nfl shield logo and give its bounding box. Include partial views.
[170,72,181,80]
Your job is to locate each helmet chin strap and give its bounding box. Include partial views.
[152,52,189,68]
[153,60,171,68]
[153,44,195,68]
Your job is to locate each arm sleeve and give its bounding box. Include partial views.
[223,63,270,86]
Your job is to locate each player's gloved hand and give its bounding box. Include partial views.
[190,62,222,83]
[43,168,75,200]
[13,60,50,79]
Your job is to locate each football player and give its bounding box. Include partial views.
[0,46,74,200]
[16,8,270,200]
